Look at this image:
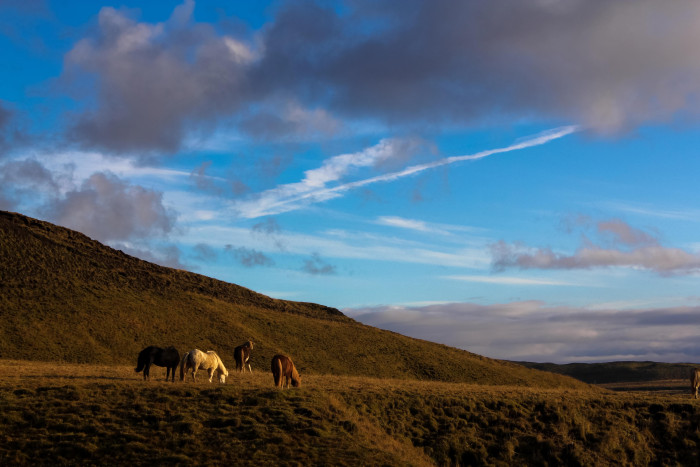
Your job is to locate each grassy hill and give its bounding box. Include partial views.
[0,210,583,388]
[518,361,699,384]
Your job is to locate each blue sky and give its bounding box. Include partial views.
[4,0,700,363]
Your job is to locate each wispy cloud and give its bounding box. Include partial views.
[443,275,580,286]
[602,200,700,221]
[235,126,578,218]
[182,224,490,269]
[375,216,477,236]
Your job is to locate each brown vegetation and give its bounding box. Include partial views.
[1,360,700,466]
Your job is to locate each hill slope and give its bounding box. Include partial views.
[0,210,584,388]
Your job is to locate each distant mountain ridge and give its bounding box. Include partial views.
[518,361,698,384]
[0,210,585,388]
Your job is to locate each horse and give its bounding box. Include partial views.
[180,349,228,383]
[134,346,180,382]
[234,340,254,373]
[691,368,700,399]
[271,354,301,388]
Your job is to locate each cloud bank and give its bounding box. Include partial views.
[346,301,700,363]
[56,0,700,154]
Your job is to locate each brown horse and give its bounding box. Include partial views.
[234,340,254,373]
[691,368,700,399]
[271,354,301,388]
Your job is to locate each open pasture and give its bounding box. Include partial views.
[2,360,700,466]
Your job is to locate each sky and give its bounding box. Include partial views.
[3,0,700,363]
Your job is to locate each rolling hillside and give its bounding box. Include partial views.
[0,210,584,388]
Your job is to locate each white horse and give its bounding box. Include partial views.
[180,349,228,383]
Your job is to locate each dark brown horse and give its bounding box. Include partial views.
[691,368,700,399]
[234,340,254,373]
[271,354,301,388]
[135,346,180,382]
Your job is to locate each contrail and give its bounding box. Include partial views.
[240,125,579,218]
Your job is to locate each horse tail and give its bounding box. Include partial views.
[234,347,242,371]
[135,350,146,373]
[271,355,282,387]
[180,352,189,381]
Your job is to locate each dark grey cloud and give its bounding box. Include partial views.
[46,172,176,243]
[251,217,286,251]
[192,243,217,262]
[597,219,658,247]
[190,161,224,196]
[301,252,336,276]
[0,159,61,209]
[64,1,253,155]
[345,301,700,363]
[256,0,700,133]
[60,0,700,155]
[492,219,700,276]
[224,244,274,267]
[0,102,27,158]
[252,217,282,236]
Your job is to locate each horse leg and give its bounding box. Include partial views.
[208,368,214,383]
[166,367,171,382]
[144,362,150,381]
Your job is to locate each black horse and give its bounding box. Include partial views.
[135,346,180,382]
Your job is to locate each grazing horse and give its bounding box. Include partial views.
[180,349,228,383]
[691,368,700,399]
[271,354,301,388]
[135,346,180,382]
[234,340,254,373]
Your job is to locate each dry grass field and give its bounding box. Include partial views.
[2,360,700,466]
